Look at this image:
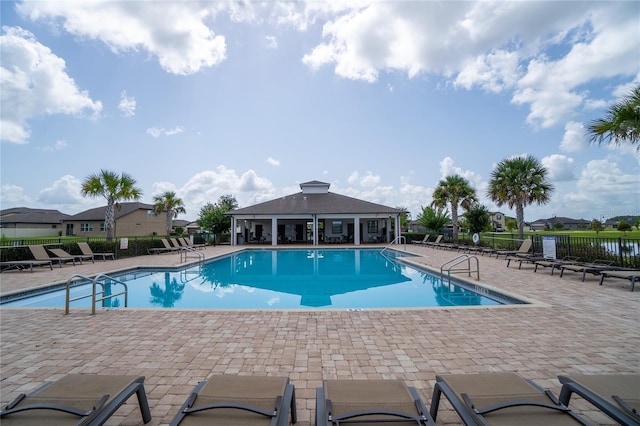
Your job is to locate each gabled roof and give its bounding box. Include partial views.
[66,202,155,221]
[532,216,588,224]
[0,207,69,224]
[229,191,404,216]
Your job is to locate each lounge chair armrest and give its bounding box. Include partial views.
[461,391,571,416]
[612,395,640,419]
[183,398,282,419]
[1,394,108,418]
[329,408,427,424]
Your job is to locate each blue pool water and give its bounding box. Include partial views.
[2,249,523,309]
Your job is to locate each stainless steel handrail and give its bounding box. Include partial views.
[64,273,128,315]
[440,254,480,283]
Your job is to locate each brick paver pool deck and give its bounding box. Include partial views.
[1,244,638,425]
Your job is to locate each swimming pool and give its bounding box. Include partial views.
[1,249,525,309]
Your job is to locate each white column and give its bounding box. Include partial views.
[354,217,360,245]
[271,218,278,246]
[231,217,237,246]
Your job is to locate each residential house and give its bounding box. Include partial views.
[227,180,405,246]
[530,216,590,231]
[0,207,69,238]
[63,202,167,237]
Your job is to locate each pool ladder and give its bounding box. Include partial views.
[440,254,480,283]
[64,274,128,315]
[180,246,205,263]
[381,235,406,253]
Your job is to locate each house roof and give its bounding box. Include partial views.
[0,207,69,224]
[66,202,155,221]
[229,191,404,216]
[532,216,589,225]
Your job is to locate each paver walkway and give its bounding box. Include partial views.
[1,244,638,425]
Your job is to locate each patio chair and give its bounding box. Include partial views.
[316,379,435,425]
[0,260,53,272]
[598,269,640,292]
[484,239,533,259]
[558,259,617,282]
[424,235,443,247]
[48,247,93,265]
[558,374,640,426]
[28,245,67,267]
[180,237,206,249]
[530,256,581,274]
[170,375,296,426]
[77,242,115,261]
[148,238,182,254]
[0,374,152,425]
[429,372,588,425]
[412,234,430,245]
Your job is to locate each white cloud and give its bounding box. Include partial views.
[560,121,586,153]
[118,90,136,117]
[146,126,183,137]
[0,26,102,144]
[37,175,85,205]
[17,1,227,75]
[542,154,576,182]
[265,35,277,49]
[0,184,32,207]
[266,157,280,166]
[38,139,68,152]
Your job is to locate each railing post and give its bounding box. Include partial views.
[617,237,624,267]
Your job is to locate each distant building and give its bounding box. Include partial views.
[0,207,69,238]
[489,211,507,231]
[63,202,167,237]
[530,216,590,231]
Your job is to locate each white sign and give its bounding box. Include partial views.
[542,236,556,259]
[120,238,129,250]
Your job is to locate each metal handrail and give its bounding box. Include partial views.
[179,246,205,263]
[440,254,480,283]
[381,236,406,253]
[64,273,128,315]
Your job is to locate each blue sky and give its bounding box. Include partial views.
[1,1,639,223]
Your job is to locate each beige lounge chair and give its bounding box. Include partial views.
[559,374,640,426]
[558,259,617,282]
[0,260,53,272]
[170,375,296,426]
[77,242,115,261]
[412,234,430,245]
[317,379,435,425]
[48,248,93,265]
[484,239,533,259]
[598,269,640,292]
[424,235,443,247]
[430,372,588,425]
[0,374,151,425]
[28,245,66,267]
[180,237,206,249]
[148,238,182,254]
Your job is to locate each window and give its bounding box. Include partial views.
[80,223,93,232]
[147,210,156,217]
[332,221,343,234]
[100,222,106,232]
[367,221,378,233]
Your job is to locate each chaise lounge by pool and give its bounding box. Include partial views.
[0,249,526,309]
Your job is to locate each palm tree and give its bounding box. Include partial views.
[81,170,142,241]
[587,85,640,148]
[153,191,186,237]
[487,155,554,239]
[431,175,477,240]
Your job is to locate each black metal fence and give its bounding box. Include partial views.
[0,235,209,262]
[404,232,640,268]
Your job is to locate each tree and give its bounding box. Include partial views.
[617,220,632,233]
[590,219,604,235]
[487,155,554,239]
[587,85,640,148]
[431,175,477,240]
[153,191,186,237]
[505,219,517,232]
[464,203,491,234]
[416,205,450,234]
[198,195,239,242]
[81,170,143,241]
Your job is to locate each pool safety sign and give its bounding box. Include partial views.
[120,238,129,250]
[542,236,556,259]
